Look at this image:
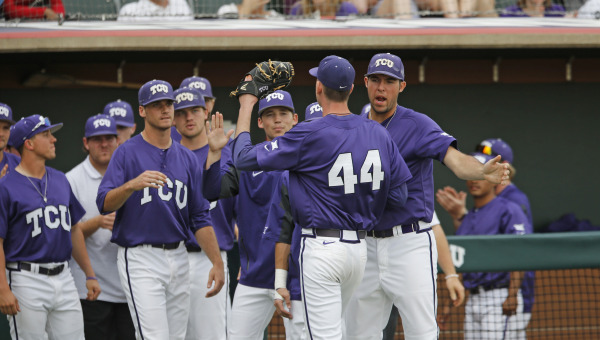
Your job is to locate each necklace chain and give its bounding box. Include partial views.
[369,111,397,129]
[24,171,48,203]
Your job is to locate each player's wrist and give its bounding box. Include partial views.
[86,276,98,281]
[274,269,288,290]
[445,274,459,280]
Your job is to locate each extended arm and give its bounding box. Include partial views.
[443,147,509,184]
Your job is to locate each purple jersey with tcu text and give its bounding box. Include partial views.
[185,144,236,252]
[0,167,86,262]
[457,196,531,289]
[0,151,20,176]
[236,114,412,232]
[97,134,211,247]
[363,105,457,229]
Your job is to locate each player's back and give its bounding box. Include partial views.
[256,114,412,232]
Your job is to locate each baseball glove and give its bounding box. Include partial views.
[230,60,294,99]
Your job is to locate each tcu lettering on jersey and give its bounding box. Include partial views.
[140,177,188,210]
[26,205,72,237]
[93,118,112,128]
[310,104,322,114]
[0,107,8,117]
[189,81,206,90]
[265,92,284,102]
[375,58,394,68]
[150,84,169,95]
[176,92,195,104]
[109,107,127,118]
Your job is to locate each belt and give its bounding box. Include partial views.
[301,228,366,243]
[148,241,182,250]
[469,283,509,295]
[7,262,65,276]
[366,222,431,238]
[186,245,202,253]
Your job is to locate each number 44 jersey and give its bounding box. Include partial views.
[254,114,412,232]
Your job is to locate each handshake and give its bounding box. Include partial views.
[230,60,295,99]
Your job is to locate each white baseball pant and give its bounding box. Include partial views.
[344,223,438,340]
[228,283,275,340]
[186,250,229,340]
[465,287,524,340]
[6,262,84,340]
[118,243,190,340]
[300,230,367,340]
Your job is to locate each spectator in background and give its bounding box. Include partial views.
[0,103,18,179]
[103,100,137,145]
[118,0,193,21]
[289,0,358,17]
[500,0,565,16]
[3,0,64,20]
[218,0,283,18]
[439,152,531,340]
[575,0,600,17]
[351,0,493,19]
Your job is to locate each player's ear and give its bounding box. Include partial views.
[82,137,90,152]
[364,76,369,87]
[139,106,146,118]
[399,81,407,93]
[257,116,264,129]
[292,113,298,125]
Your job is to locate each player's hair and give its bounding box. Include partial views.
[508,163,517,180]
[323,86,351,103]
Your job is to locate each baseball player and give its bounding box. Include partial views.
[173,76,218,144]
[66,114,135,340]
[96,80,225,340]
[0,103,19,179]
[223,55,413,340]
[304,101,322,121]
[441,152,530,340]
[437,138,533,338]
[103,99,137,144]
[203,90,298,340]
[172,87,235,340]
[5,125,21,157]
[0,114,101,340]
[344,53,510,340]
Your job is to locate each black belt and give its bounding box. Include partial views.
[366,223,423,238]
[186,245,202,253]
[308,228,366,239]
[18,262,65,276]
[149,242,181,250]
[469,283,509,295]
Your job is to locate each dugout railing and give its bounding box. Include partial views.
[263,231,600,339]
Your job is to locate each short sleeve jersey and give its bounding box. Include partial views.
[0,167,85,262]
[255,114,412,231]
[96,135,211,247]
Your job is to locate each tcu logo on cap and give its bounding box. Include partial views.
[309,104,322,114]
[93,118,111,129]
[265,92,284,102]
[150,84,169,95]
[375,58,394,68]
[176,92,194,103]
[189,81,206,90]
[109,107,127,118]
[0,107,8,117]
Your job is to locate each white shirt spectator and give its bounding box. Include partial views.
[577,0,600,18]
[67,156,127,303]
[118,0,193,21]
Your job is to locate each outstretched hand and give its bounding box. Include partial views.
[206,112,234,153]
[483,155,510,185]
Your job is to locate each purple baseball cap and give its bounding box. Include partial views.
[309,55,355,91]
[180,76,214,99]
[85,114,117,138]
[0,103,15,125]
[476,138,513,164]
[138,80,175,106]
[103,100,135,128]
[361,103,371,116]
[258,90,294,116]
[11,114,63,149]
[365,53,405,81]
[470,152,495,165]
[7,125,18,147]
[304,102,323,121]
[173,88,206,111]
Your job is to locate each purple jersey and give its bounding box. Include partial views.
[264,172,301,300]
[457,197,531,289]
[363,105,457,228]
[0,151,20,175]
[289,0,358,16]
[500,4,565,17]
[236,114,412,232]
[0,167,86,262]
[96,134,211,247]
[499,183,535,312]
[185,144,236,251]
[203,148,285,289]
